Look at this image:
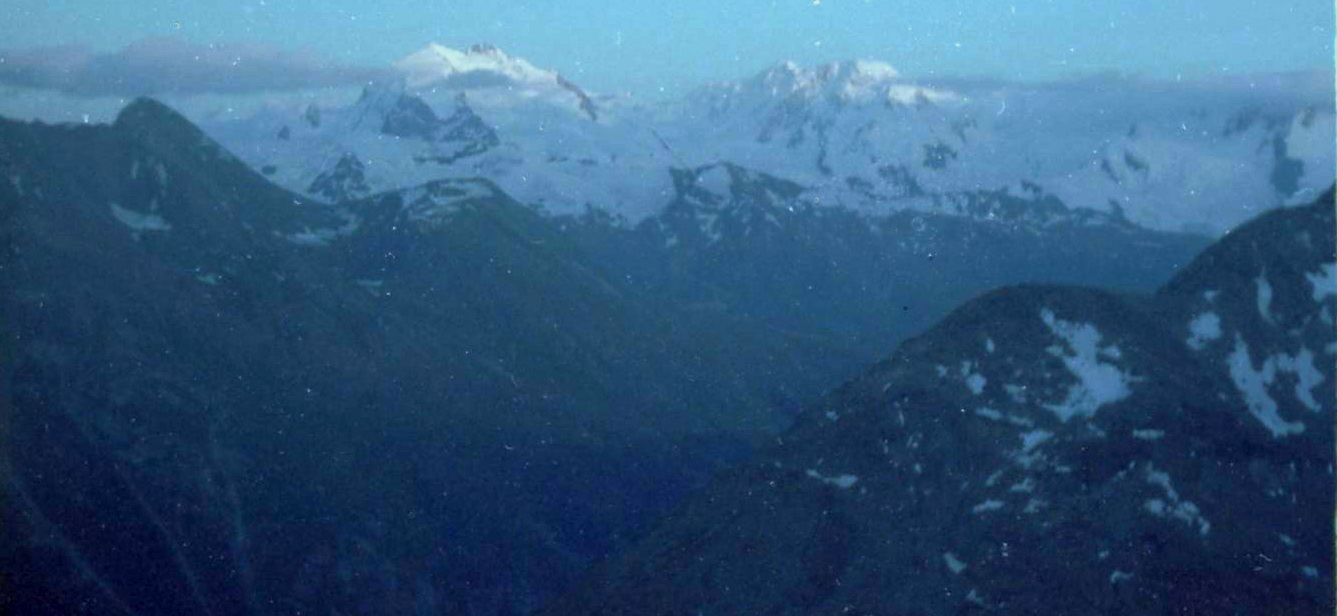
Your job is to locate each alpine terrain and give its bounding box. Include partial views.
[0,43,1329,616]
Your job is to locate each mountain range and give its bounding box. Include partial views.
[203,44,1335,236]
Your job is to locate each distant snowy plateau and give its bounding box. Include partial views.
[204,43,1335,237]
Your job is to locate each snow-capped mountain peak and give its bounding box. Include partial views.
[394,42,555,89]
[741,58,955,105]
[759,59,899,89]
[392,43,599,120]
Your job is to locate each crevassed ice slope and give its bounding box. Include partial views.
[204,44,1334,235]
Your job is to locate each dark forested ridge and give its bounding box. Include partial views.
[542,189,1336,615]
[0,99,1228,615]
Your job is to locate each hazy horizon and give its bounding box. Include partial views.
[1,39,1334,125]
[3,1,1332,102]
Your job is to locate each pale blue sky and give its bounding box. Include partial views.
[3,0,1333,96]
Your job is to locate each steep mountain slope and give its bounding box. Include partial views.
[542,189,1335,615]
[313,175,852,437]
[0,100,848,615]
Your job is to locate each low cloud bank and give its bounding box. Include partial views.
[0,37,387,97]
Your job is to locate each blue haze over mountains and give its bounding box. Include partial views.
[0,39,1334,616]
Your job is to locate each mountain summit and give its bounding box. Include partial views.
[392,43,598,120]
[724,59,956,106]
[394,43,558,90]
